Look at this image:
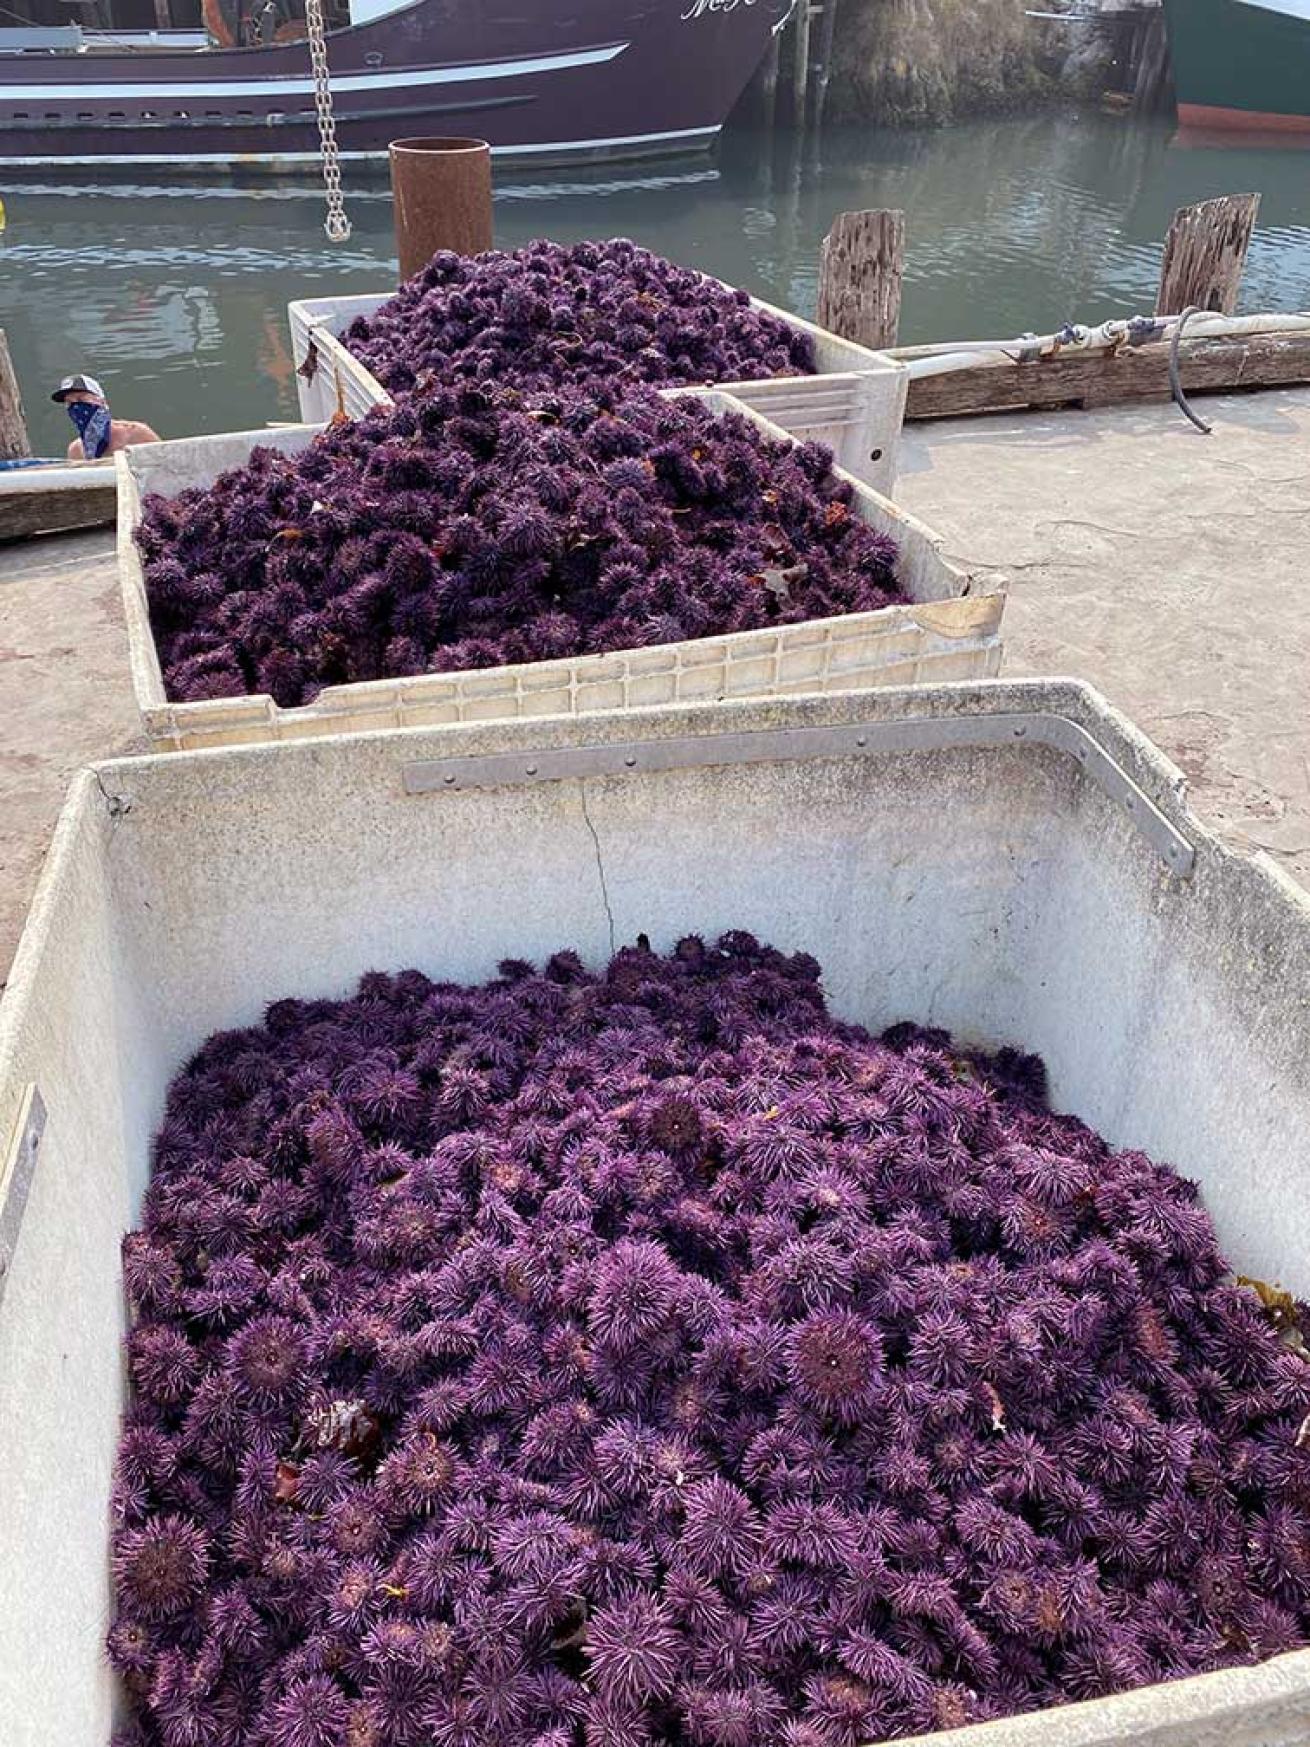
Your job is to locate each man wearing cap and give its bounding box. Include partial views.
[53,374,160,462]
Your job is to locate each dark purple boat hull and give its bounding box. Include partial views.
[0,0,786,167]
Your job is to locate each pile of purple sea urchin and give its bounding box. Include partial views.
[136,385,902,708]
[110,934,1310,1747]
[340,239,817,402]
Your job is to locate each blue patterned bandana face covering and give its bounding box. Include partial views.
[67,398,112,460]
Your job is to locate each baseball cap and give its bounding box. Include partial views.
[51,373,106,403]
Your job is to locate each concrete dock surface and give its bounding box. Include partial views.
[0,384,1307,986]
[0,529,142,987]
[899,387,1310,892]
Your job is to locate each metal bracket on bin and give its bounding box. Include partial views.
[0,1083,46,1308]
[403,711,1196,878]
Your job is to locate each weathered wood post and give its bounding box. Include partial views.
[790,0,812,133]
[811,0,840,131]
[1130,7,1171,112]
[817,209,906,350]
[0,330,31,462]
[1156,194,1260,316]
[758,30,781,135]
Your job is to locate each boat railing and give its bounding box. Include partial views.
[0,24,84,52]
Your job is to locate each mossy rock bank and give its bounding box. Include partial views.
[829,0,1061,125]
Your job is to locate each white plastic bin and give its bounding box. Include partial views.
[117,390,1002,751]
[287,288,910,492]
[2,678,1310,1745]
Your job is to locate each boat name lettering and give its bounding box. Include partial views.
[680,0,758,19]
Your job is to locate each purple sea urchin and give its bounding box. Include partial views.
[112,1516,209,1622]
[224,1314,308,1408]
[111,935,1310,1745]
[586,1595,682,1705]
[345,240,814,402]
[787,1309,883,1423]
[138,387,902,708]
[264,1672,350,1747]
[649,1094,704,1157]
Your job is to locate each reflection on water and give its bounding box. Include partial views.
[2,113,1309,454]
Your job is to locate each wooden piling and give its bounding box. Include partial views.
[817,209,906,351]
[1130,7,1172,113]
[758,28,781,136]
[1156,193,1260,316]
[0,330,31,462]
[811,0,839,131]
[790,0,812,133]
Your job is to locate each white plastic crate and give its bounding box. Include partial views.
[287,287,909,493]
[3,679,1310,1744]
[117,390,1002,751]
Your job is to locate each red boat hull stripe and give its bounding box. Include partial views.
[1178,100,1310,133]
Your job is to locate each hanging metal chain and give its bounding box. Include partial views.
[304,0,351,243]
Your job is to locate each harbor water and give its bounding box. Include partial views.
[2,111,1309,456]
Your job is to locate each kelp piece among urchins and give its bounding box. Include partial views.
[341,237,817,401]
[109,934,1310,1747]
[135,384,903,708]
